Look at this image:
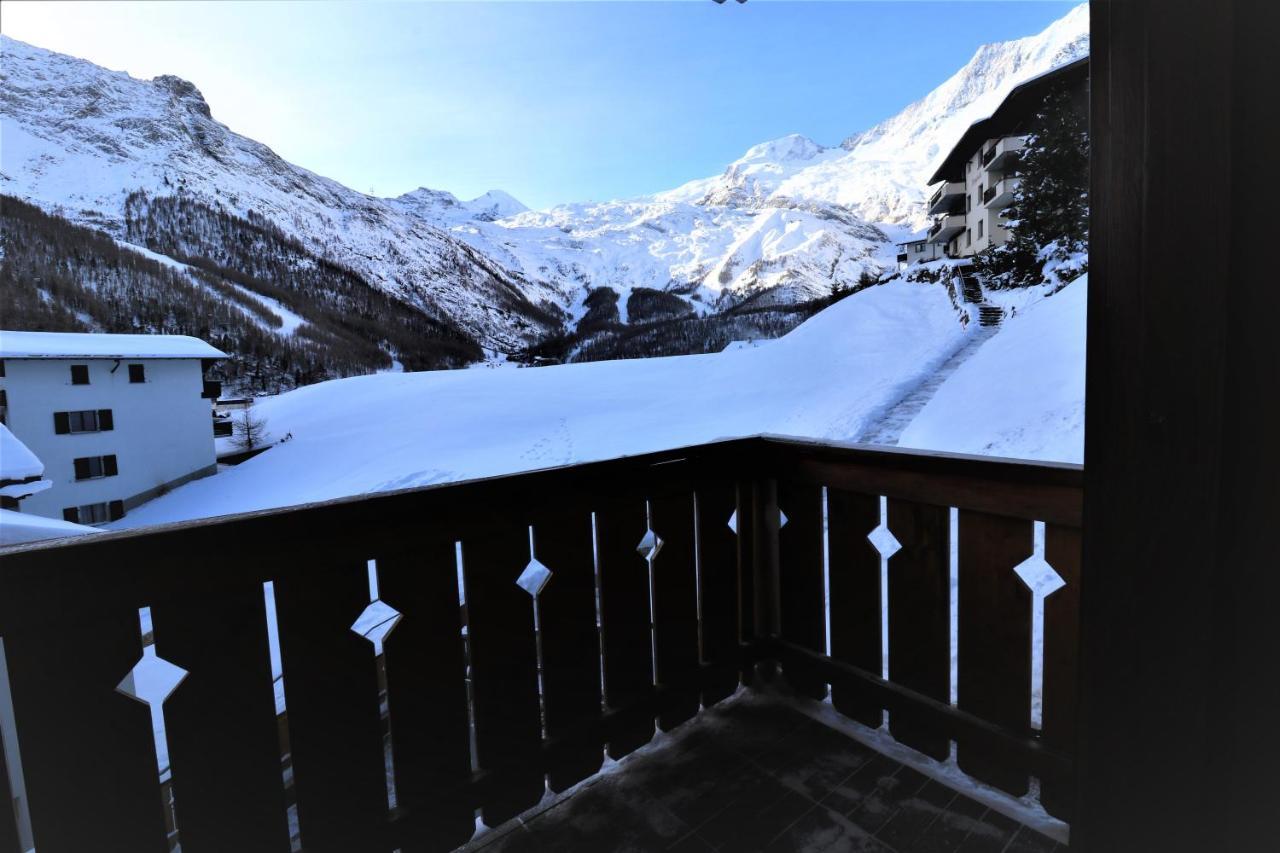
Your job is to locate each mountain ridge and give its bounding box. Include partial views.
[0,4,1088,356]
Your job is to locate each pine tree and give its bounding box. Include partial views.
[975,83,1089,288]
[232,401,269,452]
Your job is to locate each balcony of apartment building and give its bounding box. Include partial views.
[0,438,1083,853]
[926,181,966,216]
[982,137,1025,175]
[927,214,966,245]
[983,177,1021,210]
[0,3,1276,852]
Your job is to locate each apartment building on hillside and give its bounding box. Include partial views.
[924,56,1089,259]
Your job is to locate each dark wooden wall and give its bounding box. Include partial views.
[1078,1,1280,850]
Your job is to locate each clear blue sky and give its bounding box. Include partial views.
[2,1,1077,208]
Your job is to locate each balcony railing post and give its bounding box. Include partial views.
[749,476,782,682]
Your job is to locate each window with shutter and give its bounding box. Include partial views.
[128,364,145,383]
[70,365,89,385]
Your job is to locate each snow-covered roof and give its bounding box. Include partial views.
[927,55,1089,185]
[0,424,44,481]
[0,330,227,360]
[0,508,102,547]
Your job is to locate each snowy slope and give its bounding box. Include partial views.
[896,275,1087,463]
[0,36,562,350]
[114,279,974,528]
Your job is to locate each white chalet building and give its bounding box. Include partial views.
[0,331,226,525]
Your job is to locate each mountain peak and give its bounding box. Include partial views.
[151,74,212,118]
[466,189,528,220]
[736,134,827,166]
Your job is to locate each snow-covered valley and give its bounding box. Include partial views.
[115,273,1085,530]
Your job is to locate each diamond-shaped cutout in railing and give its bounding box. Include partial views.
[1013,554,1066,597]
[636,529,664,561]
[517,558,553,597]
[867,523,902,560]
[351,599,402,647]
[727,507,788,535]
[116,653,188,707]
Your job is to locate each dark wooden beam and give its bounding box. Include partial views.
[1078,2,1280,850]
[770,640,1072,782]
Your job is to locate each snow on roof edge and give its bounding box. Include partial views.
[0,330,227,360]
[0,424,45,481]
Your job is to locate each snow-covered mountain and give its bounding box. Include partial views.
[420,4,1089,312]
[0,3,1088,349]
[657,3,1090,229]
[390,187,529,226]
[0,35,564,350]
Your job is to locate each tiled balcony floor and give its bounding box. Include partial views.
[466,691,1064,853]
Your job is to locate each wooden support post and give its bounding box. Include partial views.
[1078,2,1280,850]
[750,478,782,682]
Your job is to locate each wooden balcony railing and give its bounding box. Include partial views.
[0,436,1083,853]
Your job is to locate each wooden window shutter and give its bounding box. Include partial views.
[62,507,79,523]
[54,412,70,434]
[73,458,91,480]
[103,455,118,477]
[97,409,114,431]
[108,500,125,522]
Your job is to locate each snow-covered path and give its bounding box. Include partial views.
[854,322,1000,447]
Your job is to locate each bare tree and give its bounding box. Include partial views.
[232,400,269,452]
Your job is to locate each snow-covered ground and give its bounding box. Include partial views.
[115,280,966,527]
[113,276,1085,530]
[897,276,1086,463]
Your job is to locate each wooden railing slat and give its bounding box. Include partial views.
[776,482,827,699]
[4,610,168,853]
[532,509,605,792]
[0,731,17,853]
[1041,523,1083,821]
[693,483,741,707]
[826,488,884,727]
[153,583,291,853]
[956,510,1034,797]
[376,542,476,850]
[650,493,700,731]
[595,501,654,759]
[460,525,544,826]
[272,561,388,851]
[886,498,952,760]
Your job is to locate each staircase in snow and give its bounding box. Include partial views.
[960,271,1005,327]
[855,272,1003,448]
